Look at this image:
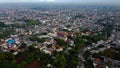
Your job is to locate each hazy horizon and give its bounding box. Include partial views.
[0,0,120,9]
[0,0,120,6]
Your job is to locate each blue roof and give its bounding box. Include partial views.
[7,39,16,44]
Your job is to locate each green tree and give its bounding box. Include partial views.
[20,43,27,49]
[55,38,69,46]
[29,36,46,43]
[27,20,39,25]
[71,56,79,68]
[53,52,67,68]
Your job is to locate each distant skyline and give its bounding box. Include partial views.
[0,0,120,6]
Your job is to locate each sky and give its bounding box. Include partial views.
[0,0,120,5]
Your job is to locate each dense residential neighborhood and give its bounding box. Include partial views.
[0,4,120,68]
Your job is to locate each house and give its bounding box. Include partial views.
[93,58,107,68]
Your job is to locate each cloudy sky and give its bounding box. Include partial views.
[0,0,120,5]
